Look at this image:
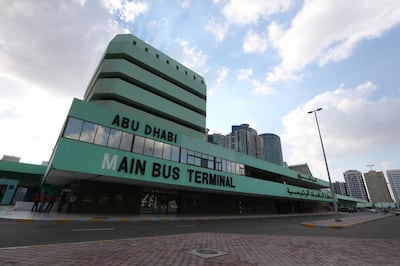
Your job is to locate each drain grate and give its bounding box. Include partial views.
[188,248,228,259]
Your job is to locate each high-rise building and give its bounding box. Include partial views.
[207,133,228,147]
[387,169,400,203]
[333,181,348,196]
[227,124,264,159]
[364,170,392,203]
[343,170,369,201]
[259,133,283,166]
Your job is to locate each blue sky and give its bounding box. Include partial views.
[0,0,399,182]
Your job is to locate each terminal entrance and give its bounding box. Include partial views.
[140,188,178,215]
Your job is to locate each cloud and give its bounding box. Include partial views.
[237,68,253,81]
[101,0,148,22]
[281,81,400,179]
[174,39,209,75]
[0,1,129,98]
[267,0,400,83]
[242,30,267,53]
[206,0,291,42]
[251,80,276,95]
[222,0,291,25]
[216,66,229,87]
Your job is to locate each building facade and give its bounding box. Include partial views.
[16,34,366,214]
[259,133,283,166]
[343,170,369,201]
[333,181,348,196]
[387,169,400,203]
[364,170,392,203]
[227,124,264,159]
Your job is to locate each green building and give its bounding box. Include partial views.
[2,34,366,213]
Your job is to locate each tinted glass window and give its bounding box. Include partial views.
[80,122,97,143]
[180,148,187,163]
[171,146,180,162]
[144,138,154,156]
[133,136,145,154]
[163,143,172,160]
[153,141,163,158]
[63,117,83,140]
[94,125,110,146]
[187,150,194,165]
[120,132,133,151]
[208,155,214,169]
[107,129,122,148]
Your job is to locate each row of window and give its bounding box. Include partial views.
[63,117,245,175]
[132,39,205,85]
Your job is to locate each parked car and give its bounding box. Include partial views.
[368,208,378,213]
[395,209,400,216]
[340,207,355,212]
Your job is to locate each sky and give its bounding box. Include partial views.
[1,0,399,182]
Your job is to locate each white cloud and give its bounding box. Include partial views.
[205,19,228,43]
[267,0,400,83]
[281,82,400,180]
[222,0,291,25]
[237,68,253,81]
[174,39,209,75]
[216,66,229,87]
[242,30,267,53]
[101,0,148,22]
[206,0,291,42]
[251,80,276,95]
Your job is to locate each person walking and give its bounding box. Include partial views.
[31,192,40,212]
[44,194,57,212]
[57,192,67,212]
[66,193,77,213]
[38,192,47,212]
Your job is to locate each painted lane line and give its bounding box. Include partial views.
[72,228,115,232]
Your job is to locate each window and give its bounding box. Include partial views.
[80,122,97,143]
[107,129,122,148]
[194,152,201,166]
[208,155,214,169]
[180,148,187,163]
[144,138,155,156]
[222,159,227,172]
[63,117,83,140]
[120,132,133,151]
[94,125,110,146]
[153,141,163,158]
[171,146,180,162]
[215,158,222,171]
[187,150,195,165]
[133,136,145,154]
[201,153,208,168]
[162,143,172,160]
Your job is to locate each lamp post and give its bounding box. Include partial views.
[308,108,341,222]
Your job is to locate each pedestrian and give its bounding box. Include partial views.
[66,193,77,213]
[57,192,67,212]
[44,194,57,212]
[31,192,40,212]
[38,192,47,212]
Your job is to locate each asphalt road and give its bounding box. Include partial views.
[1,213,399,248]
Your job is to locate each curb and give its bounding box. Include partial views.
[301,214,394,229]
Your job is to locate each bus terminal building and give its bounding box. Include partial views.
[0,34,366,214]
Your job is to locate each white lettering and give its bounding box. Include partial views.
[101,153,118,170]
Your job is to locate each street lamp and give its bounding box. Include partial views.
[308,108,341,222]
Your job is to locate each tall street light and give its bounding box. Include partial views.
[308,108,341,222]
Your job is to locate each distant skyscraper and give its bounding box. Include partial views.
[343,170,369,201]
[333,181,348,196]
[387,169,400,203]
[259,133,283,166]
[364,170,392,203]
[208,133,227,147]
[227,124,264,159]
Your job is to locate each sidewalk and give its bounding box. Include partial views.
[302,213,393,229]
